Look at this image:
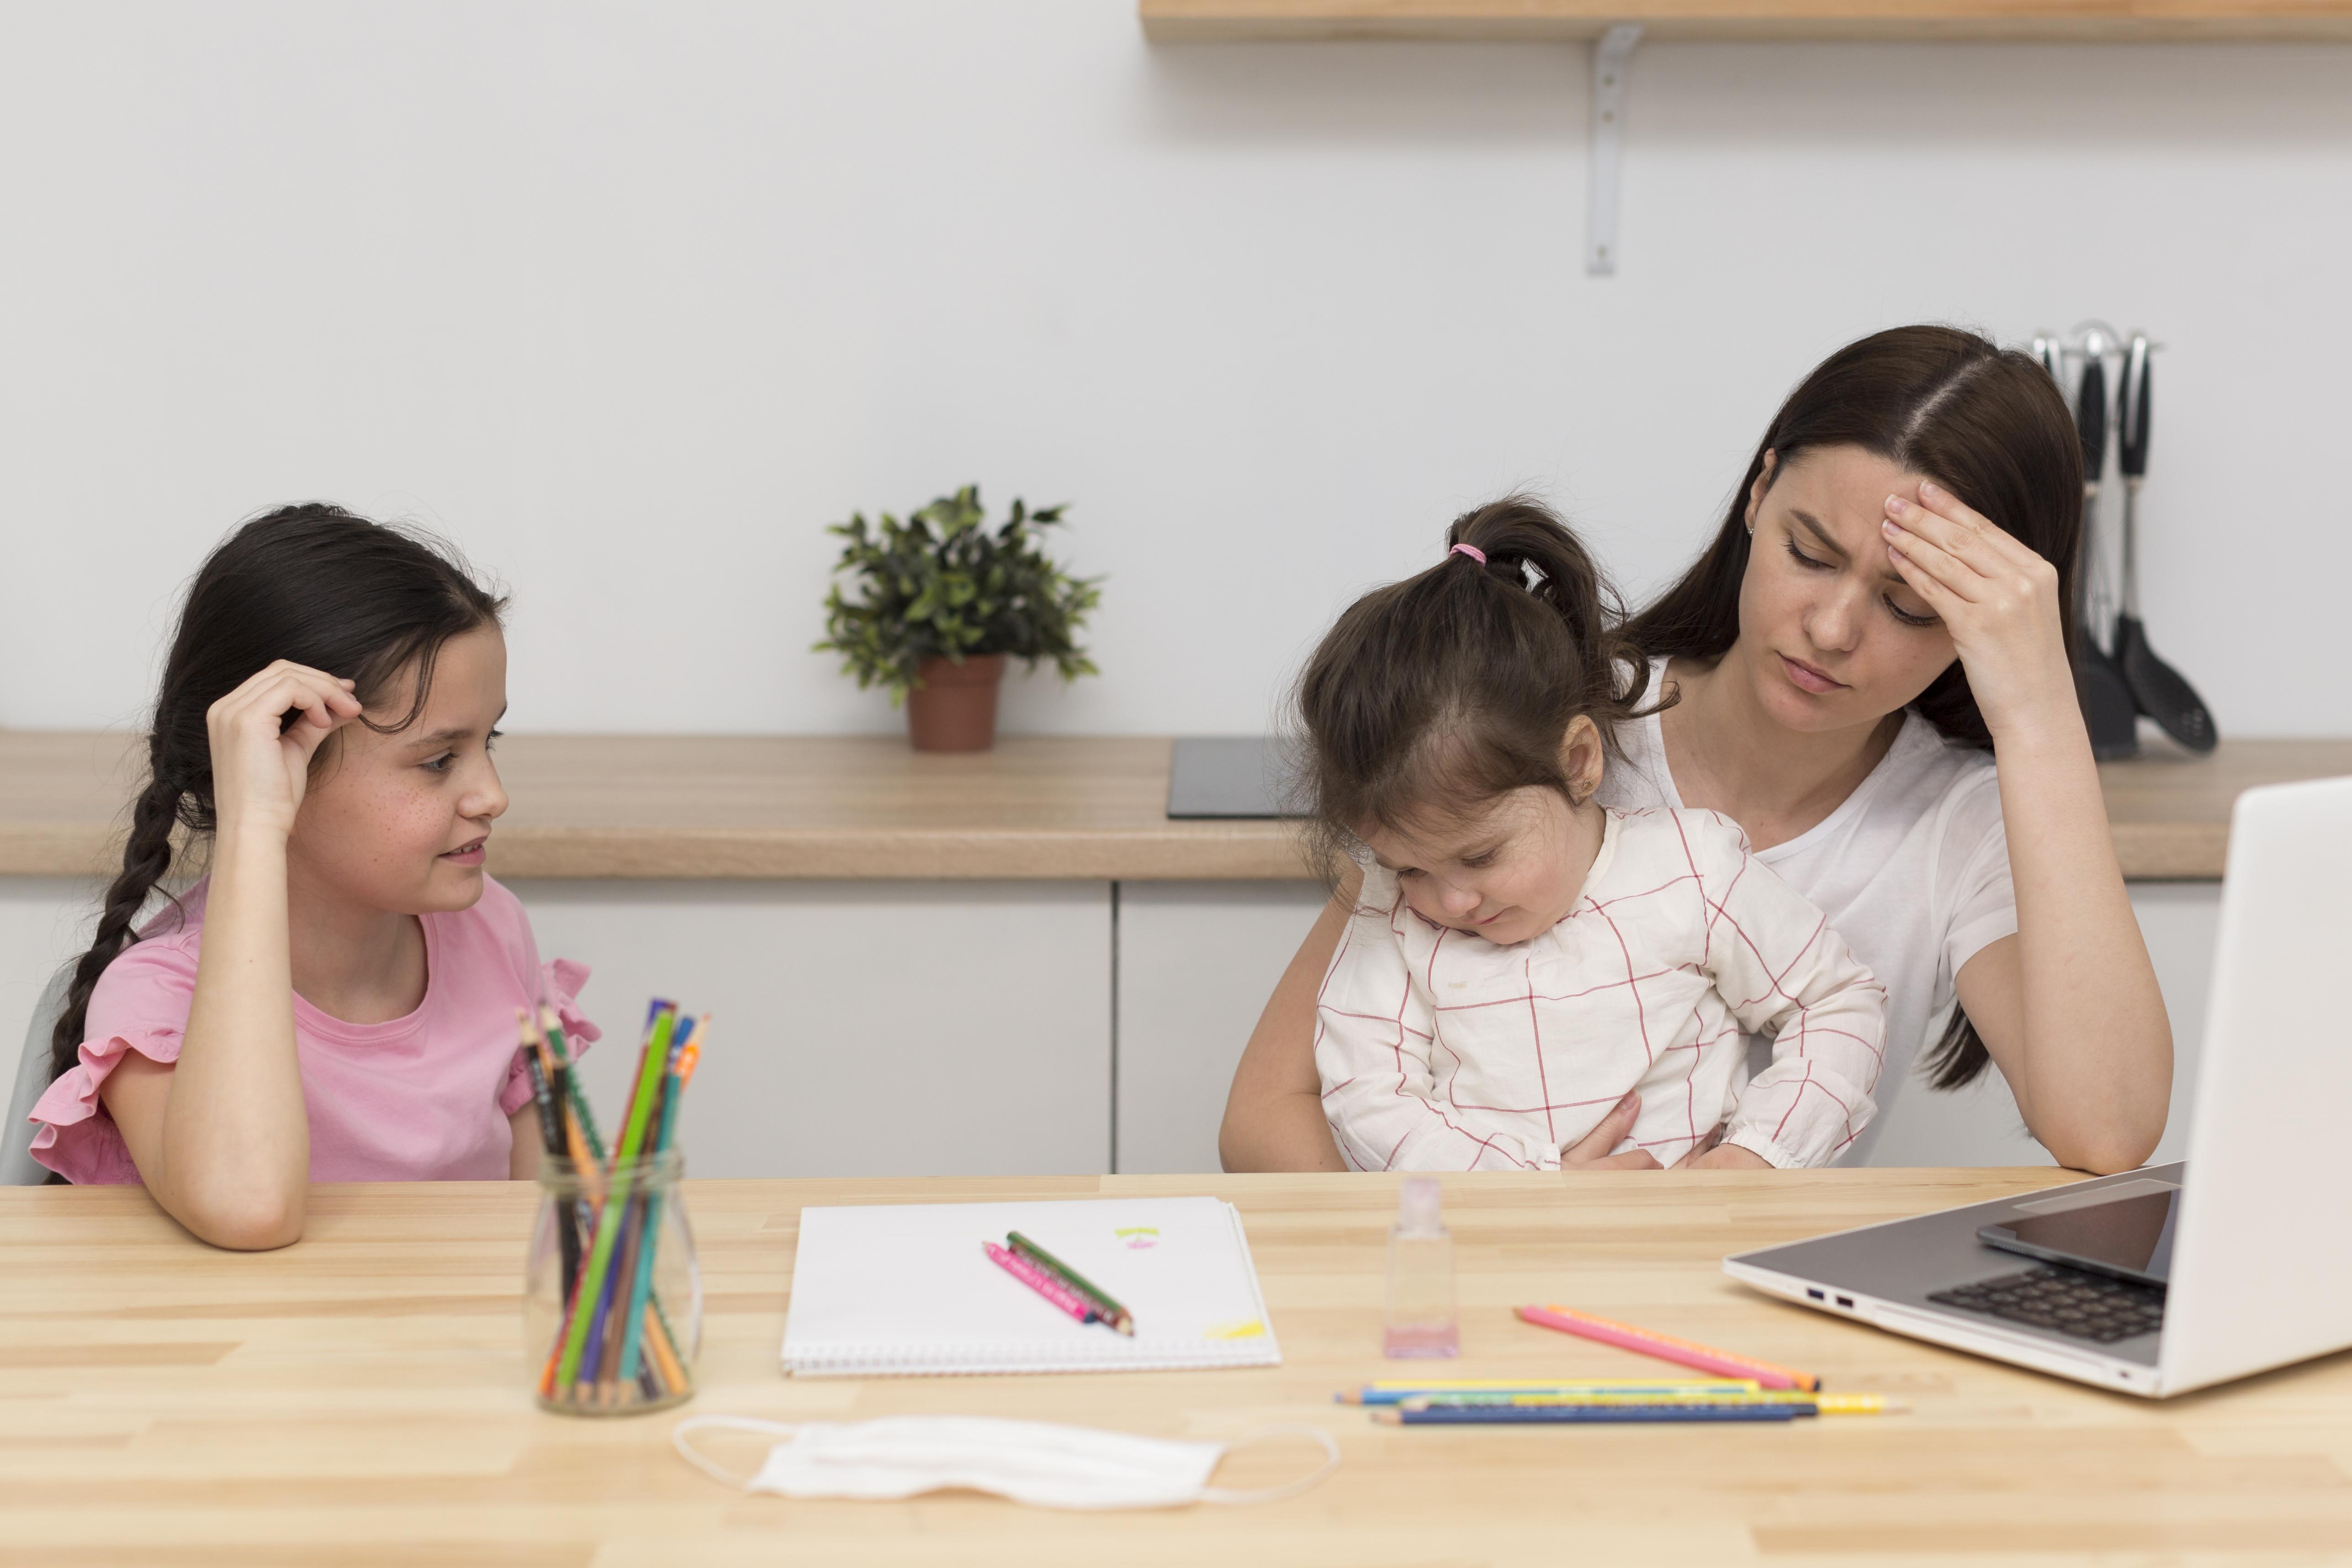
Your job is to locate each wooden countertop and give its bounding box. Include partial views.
[8,1170,2351,1563]
[1142,0,2352,42]
[1,730,2345,881]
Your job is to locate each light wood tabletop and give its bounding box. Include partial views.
[7,1170,2351,1565]
[2,730,2347,882]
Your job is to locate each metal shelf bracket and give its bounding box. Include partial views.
[1586,23,1643,276]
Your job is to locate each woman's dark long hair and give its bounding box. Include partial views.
[48,505,507,1088]
[1296,496,1660,877]
[1621,324,2083,1089]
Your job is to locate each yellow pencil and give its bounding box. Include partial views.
[1404,1391,1903,1415]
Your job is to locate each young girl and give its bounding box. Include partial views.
[1304,498,1885,1172]
[28,505,597,1248]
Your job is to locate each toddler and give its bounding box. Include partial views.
[1304,497,1885,1172]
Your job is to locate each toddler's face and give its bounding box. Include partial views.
[1359,784,1605,947]
[287,625,510,917]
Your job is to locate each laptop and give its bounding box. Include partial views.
[1166,736,1305,820]
[1723,775,2352,1398]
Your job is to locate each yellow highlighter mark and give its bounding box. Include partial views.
[1204,1319,1267,1341]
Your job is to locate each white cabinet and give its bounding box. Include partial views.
[512,880,1112,1179]
[1114,881,1329,1173]
[0,873,2223,1181]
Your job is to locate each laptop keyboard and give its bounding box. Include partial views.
[1926,1266,2166,1344]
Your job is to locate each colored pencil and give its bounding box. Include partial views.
[1376,1403,1799,1425]
[1401,1392,1902,1416]
[1006,1230,1133,1336]
[617,1016,704,1386]
[1340,1379,1760,1405]
[1516,1304,1820,1392]
[555,1004,677,1389]
[539,1003,608,1162]
[517,1025,580,1303]
[985,1241,1104,1326]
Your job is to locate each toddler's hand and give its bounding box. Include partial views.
[1560,1092,1662,1172]
[206,659,363,843]
[1685,1143,1771,1172]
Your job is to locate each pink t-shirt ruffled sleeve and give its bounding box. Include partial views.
[496,957,602,1117]
[28,932,201,1185]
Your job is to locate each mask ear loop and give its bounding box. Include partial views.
[672,1415,802,1490]
[1198,1425,1342,1505]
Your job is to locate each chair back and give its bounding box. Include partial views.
[3,966,74,1184]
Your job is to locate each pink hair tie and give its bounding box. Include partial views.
[1450,543,1487,565]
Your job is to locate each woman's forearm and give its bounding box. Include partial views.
[1218,890,1350,1173]
[1981,723,2172,1172]
[147,829,311,1246]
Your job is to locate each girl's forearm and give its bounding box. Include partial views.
[162,829,311,1246]
[1989,724,2172,1172]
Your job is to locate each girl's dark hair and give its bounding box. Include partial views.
[1620,323,2084,1091]
[48,504,507,1088]
[1296,495,1658,876]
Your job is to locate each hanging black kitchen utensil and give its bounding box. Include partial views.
[2063,336,2139,758]
[2111,336,2218,753]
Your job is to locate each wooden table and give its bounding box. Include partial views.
[2,731,2347,882]
[9,1170,2351,1564]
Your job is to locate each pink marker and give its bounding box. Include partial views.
[984,1241,1101,1326]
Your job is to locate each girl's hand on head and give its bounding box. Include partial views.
[206,660,363,843]
[1880,482,2081,749]
[1561,1092,1663,1171]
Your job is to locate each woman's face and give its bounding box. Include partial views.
[1733,444,1959,734]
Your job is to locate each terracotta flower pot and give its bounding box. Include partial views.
[906,654,1005,752]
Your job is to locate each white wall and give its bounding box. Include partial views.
[0,3,2344,738]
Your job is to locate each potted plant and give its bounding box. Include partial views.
[815,485,1102,751]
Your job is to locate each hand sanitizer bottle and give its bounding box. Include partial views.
[1384,1176,1459,1358]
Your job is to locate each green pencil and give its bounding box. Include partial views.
[555,1004,677,1389]
[1006,1230,1132,1336]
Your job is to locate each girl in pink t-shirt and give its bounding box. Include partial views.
[27,505,598,1248]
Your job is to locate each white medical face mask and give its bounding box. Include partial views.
[673,1415,1339,1512]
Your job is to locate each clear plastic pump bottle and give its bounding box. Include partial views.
[1383,1175,1459,1358]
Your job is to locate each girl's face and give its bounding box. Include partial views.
[1356,721,1609,947]
[1733,444,1959,734]
[288,625,509,916]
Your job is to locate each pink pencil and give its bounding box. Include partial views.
[984,1241,1103,1327]
[1516,1304,1818,1392]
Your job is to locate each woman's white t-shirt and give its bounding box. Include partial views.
[1596,659,2018,1164]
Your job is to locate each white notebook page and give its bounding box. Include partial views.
[782,1196,1282,1376]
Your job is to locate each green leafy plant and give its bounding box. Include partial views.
[815,485,1103,704]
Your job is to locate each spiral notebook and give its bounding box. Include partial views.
[781,1196,1282,1377]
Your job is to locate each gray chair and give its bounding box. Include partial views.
[3,966,74,1184]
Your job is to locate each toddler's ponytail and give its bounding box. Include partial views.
[1296,495,1662,869]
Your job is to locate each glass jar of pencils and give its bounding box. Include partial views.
[526,1150,702,1415]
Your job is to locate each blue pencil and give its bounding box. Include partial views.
[1374,1404,1800,1425]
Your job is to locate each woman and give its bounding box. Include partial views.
[1220,325,2170,1176]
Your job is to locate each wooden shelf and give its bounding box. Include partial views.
[1,730,2341,881]
[1141,1,2352,42]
